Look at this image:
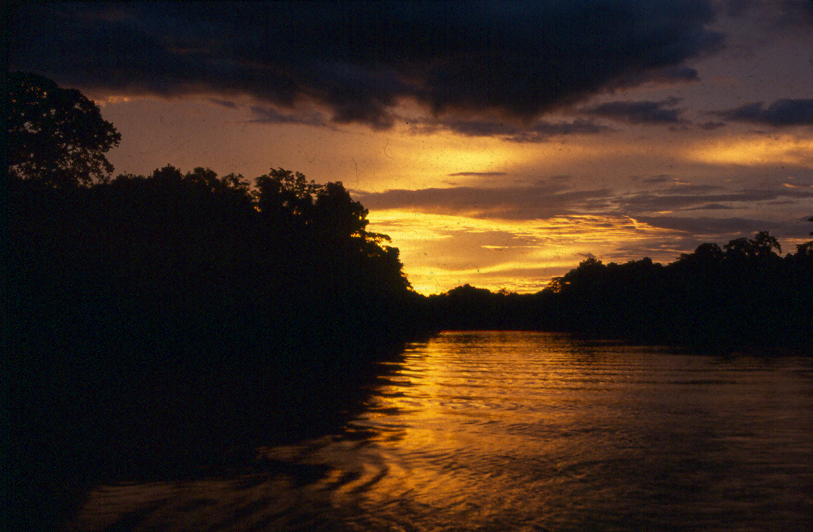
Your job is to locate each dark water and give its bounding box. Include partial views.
[67,332,813,531]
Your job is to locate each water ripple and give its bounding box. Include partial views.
[68,332,813,531]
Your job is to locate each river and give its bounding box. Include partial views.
[67,331,813,531]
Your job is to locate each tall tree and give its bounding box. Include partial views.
[7,72,121,187]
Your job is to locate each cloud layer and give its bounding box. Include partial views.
[716,99,813,127]
[582,98,686,124]
[10,1,723,128]
[356,175,813,249]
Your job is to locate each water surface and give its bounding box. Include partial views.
[68,332,813,531]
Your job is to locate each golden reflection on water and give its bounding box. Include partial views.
[68,332,813,532]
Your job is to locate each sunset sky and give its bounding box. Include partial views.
[9,1,813,294]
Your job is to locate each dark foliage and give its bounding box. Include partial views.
[429,231,812,350]
[7,72,121,187]
[540,231,813,348]
[7,165,430,530]
[427,285,545,331]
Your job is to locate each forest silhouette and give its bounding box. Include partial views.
[6,73,813,530]
[429,236,813,349]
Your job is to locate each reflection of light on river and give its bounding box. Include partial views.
[68,332,813,531]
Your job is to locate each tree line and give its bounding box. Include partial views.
[428,232,812,349]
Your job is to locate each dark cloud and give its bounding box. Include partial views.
[635,174,674,185]
[355,179,813,224]
[634,215,806,242]
[581,98,686,124]
[685,203,735,210]
[618,186,813,213]
[722,0,813,27]
[610,65,703,87]
[641,175,682,185]
[353,183,614,220]
[721,0,758,18]
[782,0,813,25]
[513,120,612,141]
[715,99,813,126]
[411,117,610,142]
[249,105,330,127]
[698,121,726,130]
[209,99,238,109]
[9,1,723,129]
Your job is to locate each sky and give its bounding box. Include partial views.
[8,1,813,294]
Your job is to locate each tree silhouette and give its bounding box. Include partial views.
[254,168,319,228]
[752,230,782,256]
[722,231,782,261]
[314,181,374,241]
[7,72,121,187]
[678,242,723,267]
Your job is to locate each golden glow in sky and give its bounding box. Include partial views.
[689,135,813,167]
[95,91,813,295]
[367,211,681,294]
[16,2,811,296]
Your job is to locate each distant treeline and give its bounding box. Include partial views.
[428,233,813,349]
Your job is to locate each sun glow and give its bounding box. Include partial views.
[367,210,683,294]
[689,135,813,166]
